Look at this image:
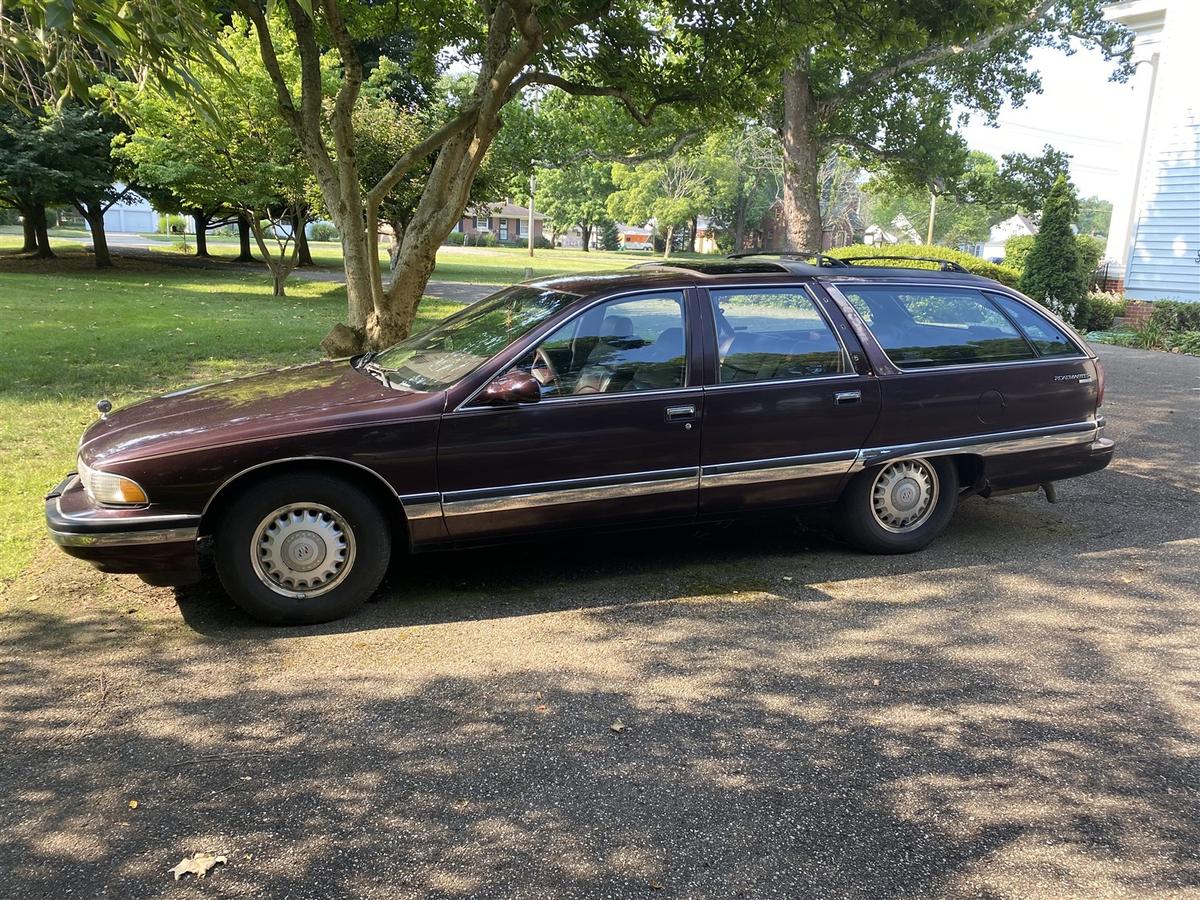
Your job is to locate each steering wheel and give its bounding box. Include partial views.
[530,347,561,393]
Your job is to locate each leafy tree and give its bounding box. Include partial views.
[536,161,613,251]
[599,221,620,251]
[87,0,778,351]
[608,136,737,258]
[708,124,782,251]
[1019,174,1085,311]
[0,105,64,257]
[1077,195,1113,237]
[116,16,310,294]
[774,1,1131,249]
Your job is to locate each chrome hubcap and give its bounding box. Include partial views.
[870,459,939,533]
[250,504,356,598]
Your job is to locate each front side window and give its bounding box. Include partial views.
[989,293,1082,357]
[709,288,846,383]
[838,285,1035,369]
[513,292,687,398]
[374,286,580,391]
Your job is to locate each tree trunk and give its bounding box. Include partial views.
[781,59,824,252]
[249,215,295,297]
[235,214,254,262]
[83,202,113,268]
[193,210,210,257]
[581,223,592,252]
[688,216,698,253]
[387,219,404,273]
[663,225,674,259]
[32,204,54,259]
[294,211,313,267]
[21,212,37,253]
[733,189,747,251]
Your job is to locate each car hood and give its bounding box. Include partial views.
[80,360,439,465]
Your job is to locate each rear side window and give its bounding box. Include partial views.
[709,288,846,383]
[838,285,1035,369]
[989,293,1082,357]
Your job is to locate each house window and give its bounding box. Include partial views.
[499,219,509,241]
[474,216,490,231]
[517,219,528,238]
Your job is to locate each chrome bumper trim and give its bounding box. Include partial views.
[48,526,200,548]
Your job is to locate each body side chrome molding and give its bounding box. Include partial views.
[442,467,700,517]
[851,419,1098,470]
[48,526,200,548]
[700,450,857,488]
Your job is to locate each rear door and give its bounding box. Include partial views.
[697,284,881,514]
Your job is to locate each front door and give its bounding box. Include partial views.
[438,289,703,538]
[698,284,882,514]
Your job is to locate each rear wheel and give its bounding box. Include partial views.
[837,456,958,553]
[214,473,391,625]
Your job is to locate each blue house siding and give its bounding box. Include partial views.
[1124,123,1200,303]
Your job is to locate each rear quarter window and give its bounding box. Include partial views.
[838,285,1036,369]
[988,293,1083,357]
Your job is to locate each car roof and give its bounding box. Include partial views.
[526,254,1007,296]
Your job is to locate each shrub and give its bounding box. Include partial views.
[826,243,1020,287]
[1149,300,1200,332]
[1078,290,1125,332]
[1166,331,1200,355]
[534,235,553,250]
[307,222,338,242]
[476,232,498,247]
[1076,234,1105,288]
[1131,321,1166,350]
[159,213,186,235]
[1003,235,1035,271]
[442,231,466,246]
[1020,176,1086,309]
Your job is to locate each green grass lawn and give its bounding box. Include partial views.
[0,247,463,586]
[144,235,692,283]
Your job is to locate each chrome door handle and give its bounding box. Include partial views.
[665,404,696,421]
[834,390,861,405]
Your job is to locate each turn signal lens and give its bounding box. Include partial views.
[77,459,149,505]
[1095,360,1105,407]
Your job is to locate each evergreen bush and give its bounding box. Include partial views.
[1018,176,1086,310]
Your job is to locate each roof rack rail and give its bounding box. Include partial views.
[727,249,851,268]
[841,255,969,273]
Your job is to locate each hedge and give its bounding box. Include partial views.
[826,243,1021,288]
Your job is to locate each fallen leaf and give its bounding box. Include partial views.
[610,719,626,734]
[170,853,227,881]
[534,704,548,714]
[128,800,138,809]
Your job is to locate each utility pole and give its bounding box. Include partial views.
[528,171,537,258]
[926,192,937,245]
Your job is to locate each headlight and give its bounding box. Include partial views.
[77,458,149,505]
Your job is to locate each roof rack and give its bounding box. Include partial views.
[840,255,969,273]
[727,249,851,268]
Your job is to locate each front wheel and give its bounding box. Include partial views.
[836,456,958,554]
[214,473,391,625]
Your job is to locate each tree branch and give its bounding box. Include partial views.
[575,130,702,165]
[827,0,1058,106]
[510,72,663,126]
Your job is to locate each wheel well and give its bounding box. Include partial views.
[199,460,410,544]
[950,454,986,494]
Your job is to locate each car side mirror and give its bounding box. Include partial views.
[479,370,541,405]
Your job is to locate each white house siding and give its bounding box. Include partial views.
[1106,0,1200,302]
[1125,122,1200,301]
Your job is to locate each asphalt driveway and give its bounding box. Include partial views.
[1,344,1197,899]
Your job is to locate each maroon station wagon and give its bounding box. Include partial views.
[46,253,1114,625]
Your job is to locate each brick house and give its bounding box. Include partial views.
[453,202,545,243]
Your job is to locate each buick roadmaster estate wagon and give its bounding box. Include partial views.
[46,253,1113,625]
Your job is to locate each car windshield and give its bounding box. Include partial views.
[371,286,581,391]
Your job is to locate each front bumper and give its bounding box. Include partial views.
[46,475,202,582]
